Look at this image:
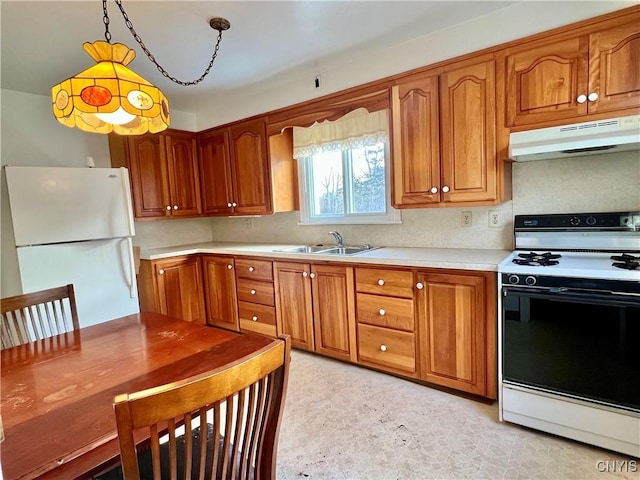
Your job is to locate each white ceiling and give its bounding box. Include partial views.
[1,1,521,113]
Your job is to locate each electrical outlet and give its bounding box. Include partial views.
[461,211,472,227]
[313,74,322,89]
[489,210,502,228]
[245,218,254,230]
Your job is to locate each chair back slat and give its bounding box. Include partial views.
[111,336,291,480]
[1,285,79,349]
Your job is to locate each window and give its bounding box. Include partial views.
[294,109,401,225]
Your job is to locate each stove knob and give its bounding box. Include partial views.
[508,275,520,285]
[586,216,596,226]
[570,216,581,226]
[525,276,537,286]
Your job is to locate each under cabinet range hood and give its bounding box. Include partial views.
[509,114,640,161]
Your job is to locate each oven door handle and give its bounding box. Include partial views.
[503,286,640,308]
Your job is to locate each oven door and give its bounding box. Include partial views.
[502,285,640,412]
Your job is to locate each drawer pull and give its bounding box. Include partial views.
[442,185,450,193]
[158,269,165,275]
[380,344,387,352]
[377,279,385,286]
[576,94,587,104]
[379,309,386,316]
[310,272,316,279]
[166,205,172,211]
[252,315,258,322]
[227,202,233,208]
[430,187,438,194]
[249,266,255,272]
[250,289,257,295]
[302,271,308,278]
[227,264,233,270]
[416,282,424,290]
[588,92,598,102]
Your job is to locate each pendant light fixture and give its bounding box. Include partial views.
[52,0,230,135]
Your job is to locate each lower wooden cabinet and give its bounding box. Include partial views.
[138,256,206,324]
[274,262,356,361]
[415,270,496,398]
[202,255,239,331]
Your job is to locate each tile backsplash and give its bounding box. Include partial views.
[133,151,639,252]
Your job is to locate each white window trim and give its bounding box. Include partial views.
[296,142,402,226]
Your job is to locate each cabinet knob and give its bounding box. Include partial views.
[587,92,598,102]
[249,266,255,272]
[166,205,172,211]
[377,279,385,286]
[302,271,308,278]
[227,202,232,208]
[158,269,165,275]
[250,289,257,295]
[379,309,386,316]
[227,264,233,270]
[430,187,438,194]
[173,205,178,210]
[310,272,316,279]
[442,185,450,193]
[380,344,387,352]
[232,202,238,207]
[252,315,258,322]
[416,282,424,290]
[577,94,587,104]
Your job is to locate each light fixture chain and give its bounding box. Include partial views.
[113,0,225,86]
[103,0,112,43]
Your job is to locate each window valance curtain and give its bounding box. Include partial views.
[293,108,389,159]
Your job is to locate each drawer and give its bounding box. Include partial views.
[237,279,275,306]
[357,323,416,375]
[235,258,273,281]
[355,268,414,298]
[356,293,414,332]
[239,302,277,337]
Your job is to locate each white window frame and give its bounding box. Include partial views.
[297,142,401,225]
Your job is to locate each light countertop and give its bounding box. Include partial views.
[139,242,512,272]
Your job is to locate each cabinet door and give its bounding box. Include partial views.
[198,129,234,215]
[311,265,356,362]
[416,271,487,395]
[127,134,170,218]
[274,262,314,351]
[202,255,239,331]
[230,119,273,215]
[391,73,441,206]
[506,37,589,127]
[155,256,205,324]
[440,59,497,203]
[588,21,640,114]
[166,132,202,217]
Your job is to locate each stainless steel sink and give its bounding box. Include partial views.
[276,245,333,254]
[274,245,377,255]
[320,246,377,255]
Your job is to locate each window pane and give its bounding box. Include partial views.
[310,150,344,216]
[349,144,386,214]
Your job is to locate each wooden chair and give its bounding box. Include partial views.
[1,284,79,349]
[102,335,291,480]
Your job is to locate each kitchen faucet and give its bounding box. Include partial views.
[329,231,343,247]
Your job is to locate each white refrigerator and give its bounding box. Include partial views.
[5,166,140,328]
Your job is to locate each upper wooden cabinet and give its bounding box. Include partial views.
[198,118,273,216]
[392,56,499,207]
[109,130,201,219]
[505,19,640,128]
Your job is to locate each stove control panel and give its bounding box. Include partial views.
[516,211,640,231]
[500,274,640,294]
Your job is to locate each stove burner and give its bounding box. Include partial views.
[513,252,561,267]
[610,253,639,271]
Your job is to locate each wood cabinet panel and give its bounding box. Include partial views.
[238,302,277,337]
[274,262,315,351]
[197,129,233,215]
[440,59,497,203]
[153,256,205,324]
[355,267,414,298]
[357,323,417,376]
[237,279,275,306]
[166,132,201,216]
[311,265,356,362]
[356,293,414,331]
[202,255,239,331]
[235,258,274,282]
[416,271,488,396]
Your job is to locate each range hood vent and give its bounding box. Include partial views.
[509,114,640,162]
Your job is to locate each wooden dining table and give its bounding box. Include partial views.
[1,312,276,480]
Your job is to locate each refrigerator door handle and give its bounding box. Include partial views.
[126,237,136,299]
[119,167,136,237]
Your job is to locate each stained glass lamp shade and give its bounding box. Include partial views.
[52,41,170,135]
